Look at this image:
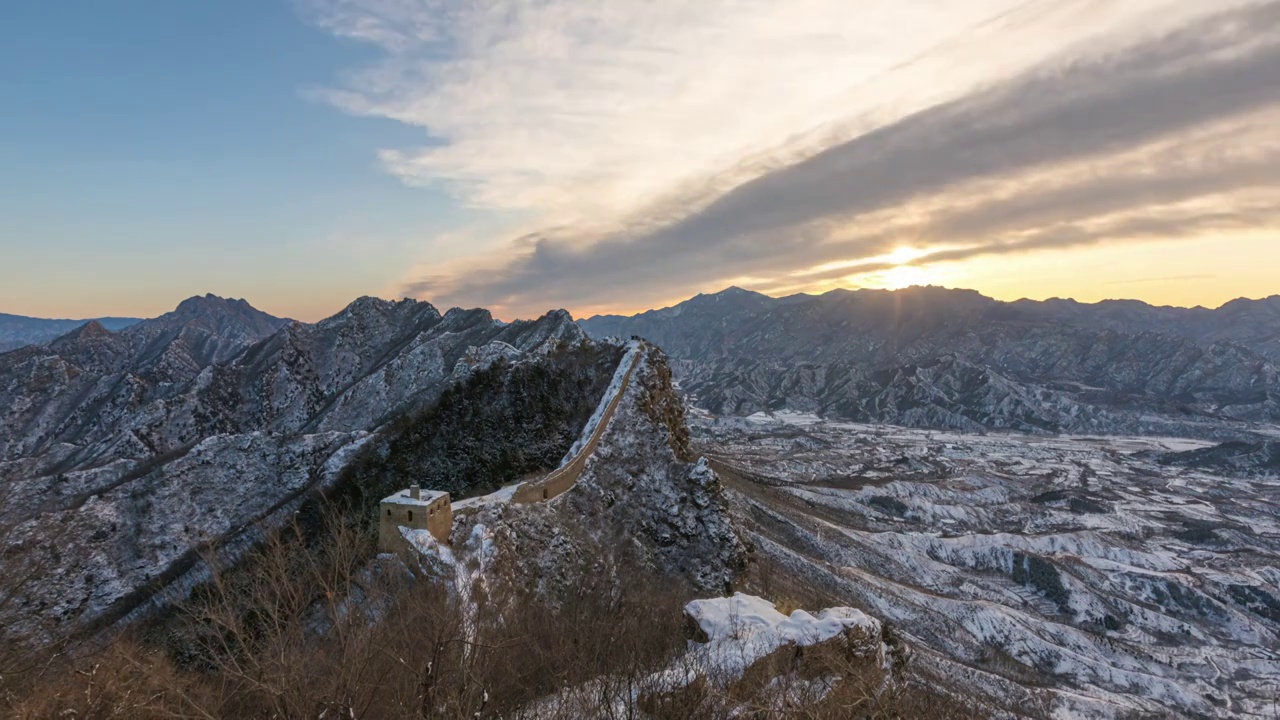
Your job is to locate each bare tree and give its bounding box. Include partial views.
[3,498,1009,719]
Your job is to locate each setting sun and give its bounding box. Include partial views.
[884,246,928,265]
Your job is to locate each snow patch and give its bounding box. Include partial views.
[685,593,881,679]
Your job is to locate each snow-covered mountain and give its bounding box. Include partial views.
[0,294,595,641]
[580,286,1280,438]
[6,287,1277,716]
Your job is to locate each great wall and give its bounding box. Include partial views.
[379,343,642,551]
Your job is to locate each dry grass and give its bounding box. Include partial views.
[4,501,1002,719]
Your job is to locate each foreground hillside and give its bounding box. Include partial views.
[581,286,1280,439]
[2,339,977,719]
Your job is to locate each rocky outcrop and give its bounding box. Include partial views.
[450,343,747,596]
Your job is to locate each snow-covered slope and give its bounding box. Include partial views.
[684,592,882,680]
[0,295,594,642]
[698,413,1280,718]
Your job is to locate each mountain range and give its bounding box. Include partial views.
[3,286,1277,717]
[0,312,141,353]
[0,293,592,640]
[581,286,1280,439]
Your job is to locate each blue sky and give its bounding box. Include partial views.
[2,1,1276,321]
[0,0,469,320]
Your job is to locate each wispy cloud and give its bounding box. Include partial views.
[304,0,1279,316]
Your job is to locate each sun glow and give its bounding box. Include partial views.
[859,246,939,289]
[884,246,927,265]
[869,264,935,290]
[796,246,934,278]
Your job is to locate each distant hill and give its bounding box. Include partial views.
[580,286,1280,438]
[0,312,141,352]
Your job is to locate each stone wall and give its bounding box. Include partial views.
[511,353,637,504]
[380,346,636,549]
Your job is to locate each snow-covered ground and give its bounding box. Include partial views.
[518,592,885,718]
[401,522,497,648]
[684,592,882,681]
[696,415,1280,718]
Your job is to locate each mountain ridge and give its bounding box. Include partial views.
[0,312,142,353]
[584,285,1280,323]
[579,285,1280,438]
[0,292,603,641]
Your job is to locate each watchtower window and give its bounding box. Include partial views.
[407,510,413,522]
[542,488,549,500]
[386,509,391,517]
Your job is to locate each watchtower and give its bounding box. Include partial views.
[379,484,452,552]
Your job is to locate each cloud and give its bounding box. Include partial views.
[306,0,1280,315]
[304,0,1049,221]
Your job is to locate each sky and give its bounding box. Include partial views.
[1,0,1277,322]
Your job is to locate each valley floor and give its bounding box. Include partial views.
[695,411,1280,719]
